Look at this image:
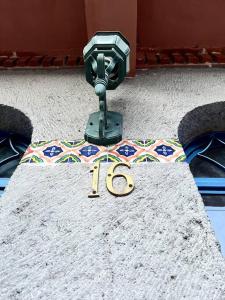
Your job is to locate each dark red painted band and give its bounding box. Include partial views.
[1,48,225,69]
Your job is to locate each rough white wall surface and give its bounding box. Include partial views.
[1,68,225,140]
[0,69,225,299]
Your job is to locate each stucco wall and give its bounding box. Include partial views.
[0,68,225,299]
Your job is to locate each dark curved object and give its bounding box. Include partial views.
[184,131,225,206]
[0,105,33,140]
[178,102,225,146]
[0,131,30,195]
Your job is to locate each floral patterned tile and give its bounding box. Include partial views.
[144,139,186,163]
[20,139,186,164]
[107,140,147,163]
[21,140,108,164]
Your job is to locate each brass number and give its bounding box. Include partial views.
[88,161,100,198]
[106,162,134,196]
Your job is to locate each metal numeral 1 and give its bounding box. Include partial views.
[88,161,100,198]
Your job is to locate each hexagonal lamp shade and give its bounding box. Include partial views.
[83,32,130,146]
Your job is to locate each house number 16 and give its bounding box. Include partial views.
[88,162,135,197]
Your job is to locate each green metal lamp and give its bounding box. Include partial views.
[83,31,130,145]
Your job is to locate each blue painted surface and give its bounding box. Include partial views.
[195,178,225,194]
[0,178,9,188]
[206,207,225,256]
[0,178,9,197]
[195,178,225,187]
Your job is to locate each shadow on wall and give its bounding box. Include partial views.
[178,102,225,146]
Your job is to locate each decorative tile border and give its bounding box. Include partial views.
[20,139,186,164]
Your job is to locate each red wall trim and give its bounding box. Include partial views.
[1,1,225,71]
[1,47,225,69]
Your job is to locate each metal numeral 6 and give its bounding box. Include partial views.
[106,162,134,196]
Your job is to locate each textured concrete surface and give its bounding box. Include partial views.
[0,68,225,141]
[1,68,225,299]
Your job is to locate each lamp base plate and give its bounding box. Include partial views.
[84,111,123,146]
